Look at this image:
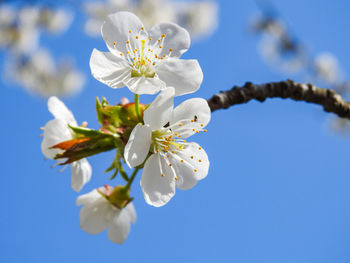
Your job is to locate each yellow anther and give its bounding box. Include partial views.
[135,49,138,52]
[120,53,123,56]
[158,39,161,43]
[141,26,145,30]
[126,40,130,44]
[148,49,151,51]
[203,129,207,132]
[180,160,184,163]
[183,140,186,142]
[191,120,194,122]
[161,34,166,38]
[169,48,173,52]
[174,132,178,136]
[161,173,165,177]
[192,129,195,132]
[190,156,194,159]
[199,159,202,163]
[113,41,116,45]
[172,151,175,154]
[201,124,204,127]
[179,123,183,126]
[198,147,202,150]
[152,62,156,65]
[129,30,132,33]
[159,45,162,48]
[127,51,130,54]
[136,36,139,39]
[175,176,178,181]
[194,169,198,172]
[178,135,181,137]
[149,37,152,41]
[196,130,199,133]
[169,163,172,167]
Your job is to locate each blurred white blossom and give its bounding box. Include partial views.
[8,49,85,97]
[258,35,305,74]
[0,3,80,97]
[84,0,218,41]
[314,52,343,84]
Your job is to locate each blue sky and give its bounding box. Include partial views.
[2,0,350,262]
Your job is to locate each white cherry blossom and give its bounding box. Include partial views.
[90,11,203,96]
[124,87,210,207]
[76,188,136,244]
[41,96,92,192]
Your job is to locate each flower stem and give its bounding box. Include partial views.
[125,167,140,189]
[134,94,142,122]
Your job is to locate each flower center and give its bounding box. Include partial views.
[151,128,185,154]
[150,116,208,180]
[112,27,173,78]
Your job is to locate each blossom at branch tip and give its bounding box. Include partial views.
[90,11,203,96]
[124,87,210,207]
[41,96,92,192]
[76,187,136,244]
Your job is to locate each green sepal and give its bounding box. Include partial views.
[54,134,118,164]
[95,97,104,125]
[69,125,114,138]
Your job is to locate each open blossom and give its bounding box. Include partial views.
[76,187,136,244]
[90,11,203,96]
[41,96,92,192]
[124,87,210,207]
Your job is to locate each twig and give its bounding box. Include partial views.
[207,80,350,119]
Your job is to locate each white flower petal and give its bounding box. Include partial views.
[102,12,145,56]
[124,124,152,168]
[125,75,165,95]
[107,210,131,244]
[143,87,174,130]
[148,22,190,58]
[48,96,76,125]
[157,58,203,96]
[171,98,211,138]
[141,153,176,207]
[70,159,92,192]
[171,142,209,190]
[76,189,100,206]
[125,203,137,224]
[41,119,72,159]
[79,196,115,234]
[90,48,130,89]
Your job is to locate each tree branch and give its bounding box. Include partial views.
[207,80,350,119]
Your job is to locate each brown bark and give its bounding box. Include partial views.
[207,80,350,119]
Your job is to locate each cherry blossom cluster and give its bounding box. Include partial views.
[41,12,210,244]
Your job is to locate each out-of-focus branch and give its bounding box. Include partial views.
[208,80,350,119]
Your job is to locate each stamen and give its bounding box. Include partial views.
[194,169,198,172]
